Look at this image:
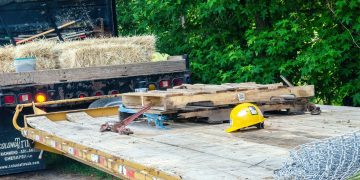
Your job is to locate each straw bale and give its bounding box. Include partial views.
[0,35,157,72]
[88,35,156,52]
[59,35,156,54]
[14,40,58,70]
[59,44,151,68]
[0,46,15,73]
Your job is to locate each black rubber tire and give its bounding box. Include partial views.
[88,97,122,109]
[256,122,265,129]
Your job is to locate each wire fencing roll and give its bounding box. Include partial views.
[274,131,360,180]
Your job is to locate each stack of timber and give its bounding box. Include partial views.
[122,82,315,123]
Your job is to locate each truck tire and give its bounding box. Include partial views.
[89,97,122,108]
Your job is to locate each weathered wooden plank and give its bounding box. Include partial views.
[173,82,284,92]
[0,59,186,86]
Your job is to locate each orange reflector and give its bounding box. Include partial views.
[35,93,47,103]
[148,84,156,91]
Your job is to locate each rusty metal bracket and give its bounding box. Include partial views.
[100,104,152,135]
[307,103,321,115]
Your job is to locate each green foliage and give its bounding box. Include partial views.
[116,0,360,106]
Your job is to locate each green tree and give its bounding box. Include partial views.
[116,0,360,106]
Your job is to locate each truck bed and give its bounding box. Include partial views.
[24,105,360,179]
[0,58,186,86]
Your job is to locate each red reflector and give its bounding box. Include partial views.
[4,95,15,104]
[79,94,86,98]
[159,80,170,88]
[95,92,103,96]
[173,78,184,86]
[19,94,32,103]
[111,90,119,95]
[126,168,135,178]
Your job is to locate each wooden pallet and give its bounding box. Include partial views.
[122,82,315,111]
[178,98,309,123]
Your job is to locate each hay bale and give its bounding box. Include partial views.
[0,46,15,73]
[91,35,156,52]
[14,40,58,70]
[0,35,157,72]
[57,35,156,69]
[59,44,151,69]
[59,35,156,54]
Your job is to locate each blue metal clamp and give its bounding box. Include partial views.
[119,104,168,129]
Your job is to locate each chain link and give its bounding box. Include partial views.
[274,131,360,180]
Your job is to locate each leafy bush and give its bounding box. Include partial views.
[116,0,360,106]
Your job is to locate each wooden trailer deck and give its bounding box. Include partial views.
[22,105,360,180]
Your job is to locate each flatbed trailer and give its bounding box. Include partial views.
[13,101,360,180]
[0,58,189,175]
[0,0,192,175]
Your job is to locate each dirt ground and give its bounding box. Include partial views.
[0,170,95,180]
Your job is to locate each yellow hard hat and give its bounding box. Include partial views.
[226,103,265,133]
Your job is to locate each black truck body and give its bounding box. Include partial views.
[0,0,117,45]
[0,0,189,175]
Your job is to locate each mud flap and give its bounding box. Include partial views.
[0,108,45,175]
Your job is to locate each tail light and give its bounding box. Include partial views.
[19,93,32,103]
[35,93,47,103]
[172,78,184,86]
[78,92,88,98]
[110,90,119,95]
[148,84,156,91]
[79,94,86,98]
[159,80,170,88]
[95,91,103,96]
[4,95,16,105]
